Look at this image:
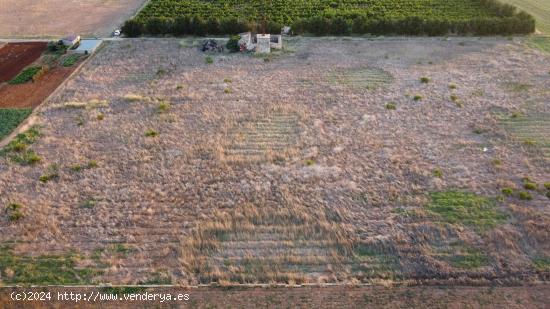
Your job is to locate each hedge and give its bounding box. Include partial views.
[123,14,534,37]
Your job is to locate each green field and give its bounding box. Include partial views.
[500,0,550,33]
[0,109,32,140]
[126,0,535,36]
[137,0,496,24]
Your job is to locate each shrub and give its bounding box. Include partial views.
[449,83,457,89]
[158,101,170,112]
[145,130,159,137]
[6,203,24,222]
[1,127,42,166]
[523,182,537,191]
[413,95,423,101]
[450,94,459,102]
[420,77,430,83]
[226,35,241,53]
[39,164,60,183]
[518,191,533,200]
[205,56,213,64]
[544,183,550,190]
[433,168,443,178]
[501,188,513,196]
[122,19,144,37]
[385,102,396,110]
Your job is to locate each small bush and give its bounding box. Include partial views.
[224,88,232,94]
[385,102,396,110]
[145,130,159,137]
[205,56,213,64]
[6,203,24,222]
[223,78,232,83]
[420,77,430,83]
[448,83,457,89]
[523,182,537,190]
[450,94,459,102]
[501,188,513,196]
[97,113,105,121]
[226,35,241,53]
[2,129,43,165]
[158,101,170,112]
[518,191,533,200]
[39,164,60,183]
[413,95,423,101]
[305,159,315,166]
[544,183,550,190]
[81,199,96,209]
[433,168,443,178]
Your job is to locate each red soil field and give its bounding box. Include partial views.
[0,42,47,82]
[0,66,76,108]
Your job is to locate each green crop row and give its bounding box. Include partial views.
[8,66,42,85]
[0,109,33,140]
[124,0,535,36]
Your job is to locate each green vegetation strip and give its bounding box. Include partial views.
[0,245,98,285]
[0,109,32,140]
[62,54,80,67]
[426,191,508,232]
[124,0,535,36]
[8,66,42,85]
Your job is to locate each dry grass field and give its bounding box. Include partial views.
[0,37,549,288]
[0,0,147,37]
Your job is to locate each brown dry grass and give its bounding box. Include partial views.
[0,37,549,286]
[0,0,147,37]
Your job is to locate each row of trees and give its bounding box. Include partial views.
[123,13,534,37]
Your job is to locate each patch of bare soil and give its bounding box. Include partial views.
[0,0,147,37]
[0,38,549,286]
[0,66,76,108]
[0,42,47,82]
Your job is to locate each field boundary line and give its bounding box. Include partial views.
[0,280,549,289]
[0,42,105,149]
